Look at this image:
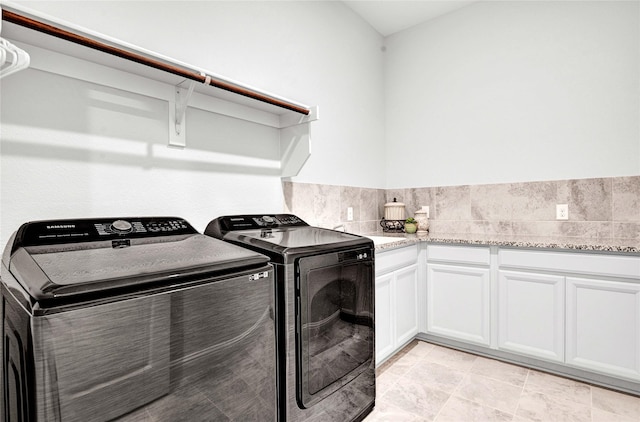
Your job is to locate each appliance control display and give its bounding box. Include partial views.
[253,216,277,227]
[95,220,143,235]
[205,214,309,236]
[94,219,190,235]
[252,215,305,227]
[275,215,304,225]
[145,220,189,233]
[15,217,197,249]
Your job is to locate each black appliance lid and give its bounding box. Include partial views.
[205,215,372,262]
[225,227,364,249]
[3,217,269,301]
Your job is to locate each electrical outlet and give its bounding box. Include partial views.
[556,204,568,220]
[422,206,430,218]
[347,207,353,221]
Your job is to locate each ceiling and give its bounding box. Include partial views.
[343,0,478,37]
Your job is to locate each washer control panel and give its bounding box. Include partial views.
[252,215,306,227]
[216,214,308,231]
[14,217,197,249]
[93,218,190,236]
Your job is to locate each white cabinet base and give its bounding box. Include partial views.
[394,264,419,347]
[498,270,564,362]
[375,246,419,365]
[566,277,640,381]
[375,273,394,364]
[427,263,491,346]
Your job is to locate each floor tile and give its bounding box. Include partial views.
[515,389,591,422]
[404,360,466,394]
[524,370,591,406]
[371,340,640,422]
[383,351,422,377]
[381,376,450,421]
[365,400,426,421]
[423,345,477,372]
[455,373,523,414]
[434,396,513,422]
[378,342,415,374]
[405,340,436,359]
[469,356,528,388]
[591,407,639,422]
[376,370,400,396]
[592,386,640,420]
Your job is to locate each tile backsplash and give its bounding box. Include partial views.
[282,176,640,241]
[282,181,386,234]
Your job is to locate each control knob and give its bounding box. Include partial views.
[111,219,133,233]
[262,216,275,224]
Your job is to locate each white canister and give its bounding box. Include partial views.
[384,198,405,221]
[414,209,429,233]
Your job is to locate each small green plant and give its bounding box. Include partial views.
[404,217,417,233]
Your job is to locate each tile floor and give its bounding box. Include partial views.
[364,340,640,421]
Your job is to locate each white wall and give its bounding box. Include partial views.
[6,0,387,187]
[0,1,385,246]
[384,1,640,188]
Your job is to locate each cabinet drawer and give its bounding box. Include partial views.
[499,248,640,280]
[427,244,490,266]
[375,245,418,275]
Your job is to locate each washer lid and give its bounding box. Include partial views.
[3,217,269,301]
[223,226,372,263]
[229,226,361,248]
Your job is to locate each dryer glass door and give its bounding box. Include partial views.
[295,248,374,408]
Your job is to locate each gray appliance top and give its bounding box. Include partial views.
[2,217,269,301]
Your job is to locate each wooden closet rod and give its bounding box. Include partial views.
[1,9,310,115]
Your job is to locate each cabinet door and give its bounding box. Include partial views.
[394,264,419,347]
[427,263,491,346]
[375,273,394,365]
[566,277,640,381]
[498,270,564,362]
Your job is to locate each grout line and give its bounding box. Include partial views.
[431,393,454,422]
[512,368,531,420]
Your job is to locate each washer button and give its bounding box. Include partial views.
[111,220,133,232]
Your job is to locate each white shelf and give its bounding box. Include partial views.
[0,3,317,177]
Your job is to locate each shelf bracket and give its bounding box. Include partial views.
[280,106,319,178]
[168,81,195,148]
[169,73,212,148]
[175,81,195,135]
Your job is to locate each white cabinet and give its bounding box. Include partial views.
[374,272,394,362]
[566,277,640,381]
[374,241,640,392]
[497,270,564,362]
[499,248,640,384]
[426,245,491,346]
[427,263,491,346]
[375,245,419,365]
[393,264,419,347]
